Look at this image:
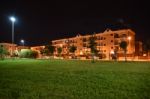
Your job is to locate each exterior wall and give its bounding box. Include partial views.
[52,29,136,59]
[0,43,17,56]
[17,46,30,51]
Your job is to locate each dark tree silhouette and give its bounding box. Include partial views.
[120,41,128,61]
[57,47,62,58]
[69,45,77,59]
[88,34,98,63]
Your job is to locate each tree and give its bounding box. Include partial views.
[47,45,55,55]
[0,45,8,60]
[143,39,150,52]
[88,34,98,63]
[111,49,118,61]
[69,45,77,59]
[143,39,150,58]
[120,41,128,61]
[40,48,49,56]
[41,45,55,56]
[57,47,62,58]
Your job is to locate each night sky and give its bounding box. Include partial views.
[0,0,149,46]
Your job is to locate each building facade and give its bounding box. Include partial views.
[0,43,30,56]
[0,43,18,56]
[30,46,45,58]
[52,29,135,59]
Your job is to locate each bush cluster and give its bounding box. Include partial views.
[19,49,38,58]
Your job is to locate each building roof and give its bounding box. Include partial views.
[52,29,135,42]
[0,43,17,46]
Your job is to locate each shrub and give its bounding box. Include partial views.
[19,49,38,58]
[0,46,9,60]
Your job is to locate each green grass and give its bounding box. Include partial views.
[0,59,150,99]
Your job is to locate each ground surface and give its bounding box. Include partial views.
[0,59,150,99]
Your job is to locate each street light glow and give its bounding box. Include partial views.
[20,39,25,47]
[21,39,24,43]
[128,36,131,40]
[110,50,114,54]
[10,16,16,22]
[9,16,16,55]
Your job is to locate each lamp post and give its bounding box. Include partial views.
[20,39,25,47]
[10,16,16,44]
[9,16,16,56]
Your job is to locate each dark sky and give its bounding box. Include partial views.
[0,0,149,46]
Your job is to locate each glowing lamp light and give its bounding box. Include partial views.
[110,50,114,54]
[80,51,83,55]
[10,16,16,22]
[128,36,131,40]
[21,39,24,43]
[60,44,63,47]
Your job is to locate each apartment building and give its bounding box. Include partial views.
[52,29,135,59]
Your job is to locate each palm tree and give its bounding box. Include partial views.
[120,41,128,61]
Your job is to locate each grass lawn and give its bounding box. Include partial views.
[0,59,150,99]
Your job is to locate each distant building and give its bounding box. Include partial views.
[0,43,30,56]
[30,46,45,58]
[0,43,17,56]
[18,46,30,51]
[52,29,136,59]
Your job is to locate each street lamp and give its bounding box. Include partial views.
[20,39,25,47]
[9,16,16,56]
[9,16,16,44]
